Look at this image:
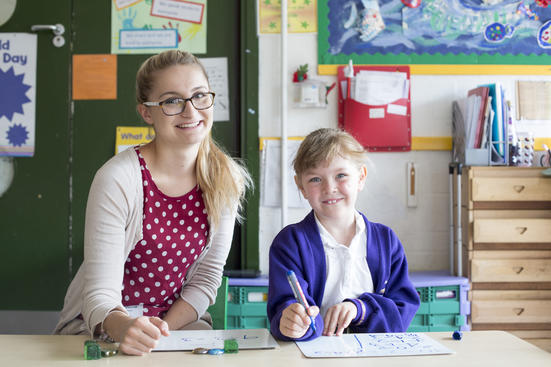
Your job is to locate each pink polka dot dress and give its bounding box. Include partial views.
[121,148,210,318]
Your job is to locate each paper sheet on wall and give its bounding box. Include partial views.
[296,333,454,358]
[72,54,117,100]
[353,70,408,106]
[258,0,317,33]
[200,57,229,122]
[260,139,310,209]
[153,328,279,351]
[516,81,551,120]
[111,0,207,54]
[0,33,36,157]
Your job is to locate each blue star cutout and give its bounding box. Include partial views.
[6,123,29,147]
[0,67,31,121]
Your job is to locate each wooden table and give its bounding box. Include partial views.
[2,331,550,366]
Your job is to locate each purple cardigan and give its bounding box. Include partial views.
[267,211,420,341]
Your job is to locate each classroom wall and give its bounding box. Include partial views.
[257,33,551,275]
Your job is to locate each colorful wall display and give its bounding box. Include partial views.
[111,0,207,54]
[319,0,551,73]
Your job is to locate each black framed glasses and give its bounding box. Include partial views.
[143,92,215,116]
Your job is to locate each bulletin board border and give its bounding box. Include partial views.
[318,1,551,76]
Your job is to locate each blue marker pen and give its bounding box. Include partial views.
[286,270,317,333]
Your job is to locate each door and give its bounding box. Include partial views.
[0,0,258,314]
[0,0,72,311]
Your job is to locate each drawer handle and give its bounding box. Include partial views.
[513,185,525,193]
[513,266,524,274]
[513,308,525,316]
[516,227,528,235]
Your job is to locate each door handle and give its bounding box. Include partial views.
[30,24,65,47]
[31,24,65,36]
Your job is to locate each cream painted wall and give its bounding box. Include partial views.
[257,33,551,275]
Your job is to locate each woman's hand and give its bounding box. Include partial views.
[279,303,319,339]
[103,312,169,356]
[322,301,357,336]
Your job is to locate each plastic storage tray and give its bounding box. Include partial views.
[224,271,470,332]
[227,278,269,329]
[408,271,470,332]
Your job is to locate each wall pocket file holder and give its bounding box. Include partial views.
[337,65,411,152]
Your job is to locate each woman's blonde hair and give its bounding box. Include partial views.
[293,128,366,178]
[136,50,252,227]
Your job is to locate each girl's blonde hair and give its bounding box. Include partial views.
[293,128,366,178]
[136,50,252,227]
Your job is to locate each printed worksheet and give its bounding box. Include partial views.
[296,333,454,358]
[153,328,279,351]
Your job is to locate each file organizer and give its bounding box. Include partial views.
[462,117,508,166]
[453,94,508,166]
[337,65,411,151]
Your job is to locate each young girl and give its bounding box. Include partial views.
[54,50,251,355]
[267,128,419,341]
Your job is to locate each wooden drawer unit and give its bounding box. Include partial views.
[458,166,551,352]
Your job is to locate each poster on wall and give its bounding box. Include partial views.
[0,33,36,157]
[200,57,229,122]
[111,0,207,54]
[319,0,551,73]
[258,0,318,33]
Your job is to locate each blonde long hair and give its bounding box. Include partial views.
[136,50,252,227]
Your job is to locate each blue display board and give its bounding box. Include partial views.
[319,0,551,72]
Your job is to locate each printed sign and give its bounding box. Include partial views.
[151,0,205,24]
[0,33,37,157]
[120,29,178,49]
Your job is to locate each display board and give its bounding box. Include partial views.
[319,0,551,74]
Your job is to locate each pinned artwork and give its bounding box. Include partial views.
[538,19,551,48]
[111,0,207,54]
[319,0,551,72]
[401,0,421,7]
[484,22,515,43]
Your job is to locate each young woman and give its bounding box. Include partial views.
[55,50,251,355]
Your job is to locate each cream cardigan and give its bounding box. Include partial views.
[54,147,236,336]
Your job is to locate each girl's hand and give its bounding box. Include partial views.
[103,312,170,355]
[323,301,357,336]
[279,303,319,339]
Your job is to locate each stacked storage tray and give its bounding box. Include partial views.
[225,271,470,331]
[408,271,470,332]
[227,276,269,329]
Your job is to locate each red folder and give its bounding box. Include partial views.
[467,86,489,148]
[337,65,411,152]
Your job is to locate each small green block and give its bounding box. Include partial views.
[84,340,101,360]
[224,338,238,353]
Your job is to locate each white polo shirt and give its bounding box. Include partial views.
[316,211,374,318]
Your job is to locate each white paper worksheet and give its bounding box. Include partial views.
[296,332,454,358]
[153,329,279,351]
